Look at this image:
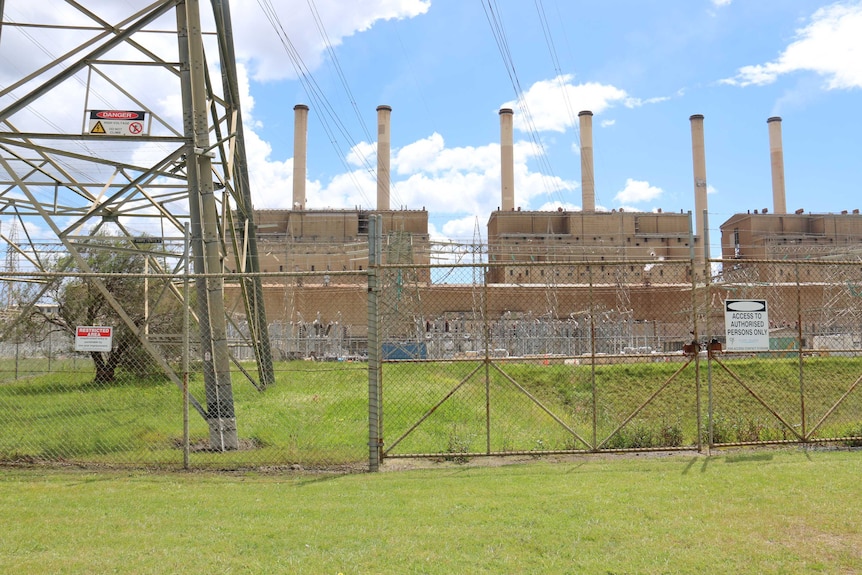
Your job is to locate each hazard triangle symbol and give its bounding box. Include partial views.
[91,121,106,134]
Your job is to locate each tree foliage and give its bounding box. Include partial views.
[32,237,183,384]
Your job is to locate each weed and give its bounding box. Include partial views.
[444,425,472,463]
[841,423,862,447]
[657,423,684,447]
[605,424,654,449]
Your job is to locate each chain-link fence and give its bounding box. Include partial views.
[0,261,370,471]
[2,254,861,471]
[373,257,862,466]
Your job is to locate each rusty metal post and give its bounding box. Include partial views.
[367,215,382,471]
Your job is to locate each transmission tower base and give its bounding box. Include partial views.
[208,418,239,451]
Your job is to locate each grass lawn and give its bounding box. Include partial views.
[1,448,860,574]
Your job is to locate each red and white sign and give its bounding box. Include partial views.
[75,326,114,352]
[94,110,143,120]
[88,110,147,137]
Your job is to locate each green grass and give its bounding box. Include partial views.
[1,448,860,574]
[1,357,861,468]
[0,361,370,468]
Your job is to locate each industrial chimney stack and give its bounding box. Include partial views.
[689,114,708,264]
[767,116,787,215]
[377,105,392,211]
[499,108,515,211]
[292,104,309,210]
[579,111,595,213]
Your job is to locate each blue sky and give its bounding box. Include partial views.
[229,0,862,255]
[2,0,861,257]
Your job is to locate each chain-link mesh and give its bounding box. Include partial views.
[2,254,862,471]
[377,258,862,460]
[0,260,369,471]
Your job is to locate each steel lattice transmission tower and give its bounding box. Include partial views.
[0,0,274,450]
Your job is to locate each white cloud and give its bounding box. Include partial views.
[230,0,431,82]
[248,125,578,220]
[614,179,663,204]
[536,201,581,212]
[346,141,378,168]
[502,76,629,132]
[501,75,668,132]
[600,119,616,128]
[624,95,670,108]
[722,2,862,89]
[394,133,500,175]
[439,216,483,241]
[712,0,732,7]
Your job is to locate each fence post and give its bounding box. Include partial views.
[483,259,491,455]
[795,262,806,439]
[700,210,710,453]
[589,266,597,451]
[367,215,382,471]
[183,223,190,469]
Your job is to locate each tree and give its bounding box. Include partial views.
[32,237,183,384]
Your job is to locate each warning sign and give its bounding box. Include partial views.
[724,299,769,352]
[75,326,114,352]
[88,110,147,136]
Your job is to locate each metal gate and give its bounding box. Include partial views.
[369,256,862,468]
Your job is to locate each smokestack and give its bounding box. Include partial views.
[292,104,309,210]
[767,116,787,215]
[690,114,707,263]
[377,105,392,211]
[499,108,515,211]
[579,111,595,212]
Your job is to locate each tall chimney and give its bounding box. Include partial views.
[292,104,309,210]
[579,110,595,212]
[499,108,515,212]
[376,105,392,211]
[689,114,708,264]
[767,116,786,215]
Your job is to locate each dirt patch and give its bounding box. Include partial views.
[378,449,704,472]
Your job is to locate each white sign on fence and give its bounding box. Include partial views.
[724,299,769,352]
[75,326,113,352]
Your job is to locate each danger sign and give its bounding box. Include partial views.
[88,110,147,136]
[75,326,113,352]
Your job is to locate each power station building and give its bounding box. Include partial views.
[233,105,861,357]
[486,110,706,285]
[719,117,862,283]
[241,105,430,282]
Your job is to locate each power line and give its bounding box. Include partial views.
[534,0,594,208]
[255,0,374,209]
[480,0,566,207]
